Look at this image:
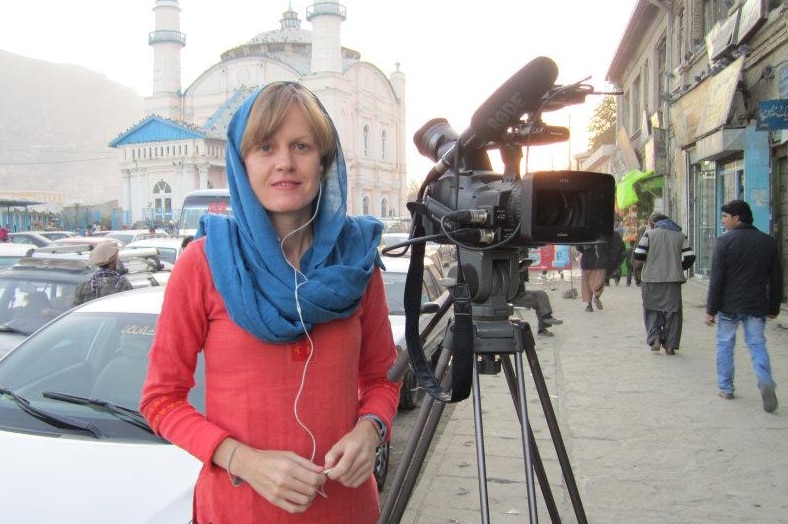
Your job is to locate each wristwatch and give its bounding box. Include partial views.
[359,414,387,445]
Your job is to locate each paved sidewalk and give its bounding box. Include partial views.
[395,271,788,523]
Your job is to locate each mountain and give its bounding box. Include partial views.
[0,49,144,206]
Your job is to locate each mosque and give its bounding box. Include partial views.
[110,0,407,227]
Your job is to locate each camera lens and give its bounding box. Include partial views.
[535,190,578,227]
[413,118,458,162]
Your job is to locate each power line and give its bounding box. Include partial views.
[0,157,118,167]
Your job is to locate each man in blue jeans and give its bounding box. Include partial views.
[705,200,783,412]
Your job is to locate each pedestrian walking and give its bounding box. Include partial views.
[623,240,640,286]
[577,229,623,312]
[606,222,626,286]
[704,199,783,412]
[633,212,695,355]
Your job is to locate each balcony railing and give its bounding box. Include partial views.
[306,2,346,21]
[148,30,186,46]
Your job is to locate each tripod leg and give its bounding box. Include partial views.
[512,351,541,524]
[502,354,562,523]
[472,356,492,524]
[379,345,451,524]
[519,322,589,524]
[475,351,541,523]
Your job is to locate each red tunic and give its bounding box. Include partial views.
[141,238,400,523]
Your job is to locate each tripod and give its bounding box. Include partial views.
[379,313,588,524]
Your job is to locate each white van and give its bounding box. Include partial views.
[178,189,232,237]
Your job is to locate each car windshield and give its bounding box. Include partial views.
[382,271,406,315]
[0,276,77,335]
[0,257,23,270]
[105,233,134,245]
[0,310,205,441]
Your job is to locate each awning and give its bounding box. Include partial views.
[671,57,744,147]
[615,169,663,210]
[616,169,652,209]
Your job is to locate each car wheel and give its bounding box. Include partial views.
[398,365,422,410]
[374,441,390,491]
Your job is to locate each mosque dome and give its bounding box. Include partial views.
[218,4,360,66]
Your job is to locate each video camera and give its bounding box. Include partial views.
[409,56,615,249]
[395,56,616,404]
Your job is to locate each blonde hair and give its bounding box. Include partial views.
[240,82,336,174]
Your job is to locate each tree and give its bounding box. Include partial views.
[587,94,617,152]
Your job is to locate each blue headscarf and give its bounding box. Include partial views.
[654,218,682,233]
[197,84,384,343]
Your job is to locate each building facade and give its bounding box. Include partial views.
[590,0,786,299]
[110,1,407,227]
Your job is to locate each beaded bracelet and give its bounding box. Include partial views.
[227,442,244,487]
[358,413,387,445]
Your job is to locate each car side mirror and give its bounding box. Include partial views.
[421,302,440,314]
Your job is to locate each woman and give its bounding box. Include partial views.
[141,82,400,523]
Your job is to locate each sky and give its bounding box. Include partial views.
[0,0,639,181]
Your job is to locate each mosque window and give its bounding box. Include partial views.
[363,124,371,157]
[380,128,388,161]
[363,195,370,215]
[381,198,388,218]
[152,180,173,221]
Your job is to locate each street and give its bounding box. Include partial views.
[382,269,788,523]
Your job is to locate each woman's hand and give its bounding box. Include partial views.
[218,441,326,514]
[322,419,380,488]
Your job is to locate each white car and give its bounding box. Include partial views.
[103,229,170,246]
[8,231,52,248]
[125,236,186,266]
[32,230,78,241]
[380,255,453,410]
[0,242,36,270]
[0,287,203,523]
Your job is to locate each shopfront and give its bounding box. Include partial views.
[688,122,774,278]
[690,158,744,277]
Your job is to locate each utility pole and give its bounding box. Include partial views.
[647,0,674,219]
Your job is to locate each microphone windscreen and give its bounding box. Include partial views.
[463,56,559,148]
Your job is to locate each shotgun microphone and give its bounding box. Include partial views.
[418,56,559,174]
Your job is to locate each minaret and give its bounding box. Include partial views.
[280,3,301,30]
[306,1,346,74]
[145,0,185,118]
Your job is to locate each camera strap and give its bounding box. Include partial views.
[403,216,474,403]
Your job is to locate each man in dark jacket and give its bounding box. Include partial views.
[705,200,783,412]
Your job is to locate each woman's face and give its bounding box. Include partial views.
[243,102,323,225]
